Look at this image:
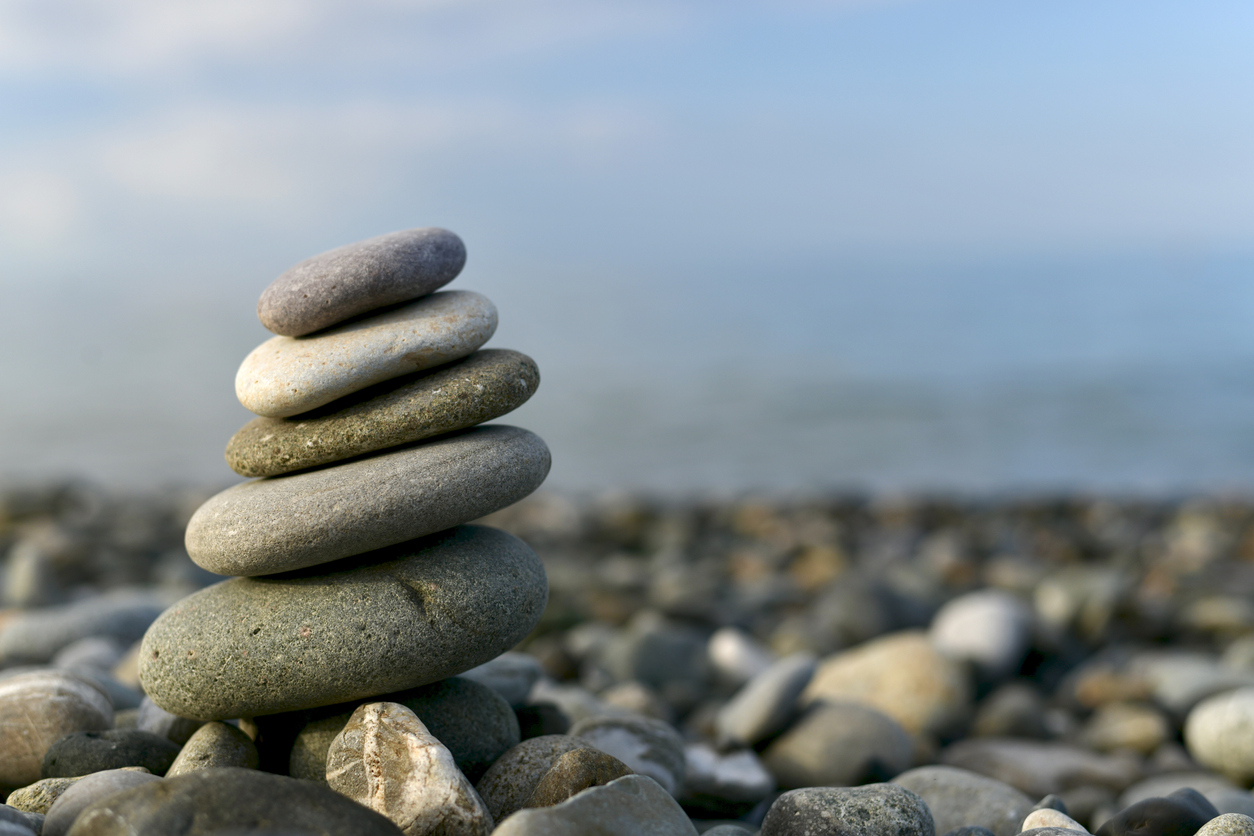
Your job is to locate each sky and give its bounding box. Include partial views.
[1,0,1253,493]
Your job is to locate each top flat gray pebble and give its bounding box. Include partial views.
[236,290,497,418]
[258,227,467,336]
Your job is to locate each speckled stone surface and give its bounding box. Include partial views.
[139,525,548,720]
[760,784,935,836]
[225,349,539,477]
[258,227,467,337]
[187,425,550,576]
[236,289,497,418]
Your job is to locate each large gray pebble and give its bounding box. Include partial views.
[237,289,495,417]
[63,767,402,836]
[715,652,815,747]
[493,774,698,836]
[140,525,548,720]
[761,700,913,789]
[930,590,1034,680]
[186,425,549,575]
[0,671,113,792]
[0,592,167,665]
[570,715,687,797]
[761,784,934,836]
[894,765,1034,836]
[258,227,466,337]
[44,770,161,836]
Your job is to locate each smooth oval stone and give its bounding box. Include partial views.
[140,525,548,720]
[1095,790,1217,836]
[44,770,161,836]
[761,700,914,790]
[226,349,540,477]
[802,630,973,741]
[475,735,588,822]
[716,652,816,747]
[238,289,496,418]
[259,227,467,337]
[1186,688,1254,783]
[1023,809,1090,833]
[42,729,181,778]
[64,767,403,836]
[492,774,697,836]
[165,721,259,776]
[1196,814,1254,836]
[0,671,113,792]
[930,589,1034,681]
[894,765,1034,836]
[187,425,549,576]
[761,784,935,836]
[524,748,634,809]
[326,702,492,836]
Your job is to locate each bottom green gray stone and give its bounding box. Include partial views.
[138,525,547,721]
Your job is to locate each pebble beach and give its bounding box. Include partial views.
[3,483,1254,835]
[4,227,1254,836]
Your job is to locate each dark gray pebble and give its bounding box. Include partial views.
[64,767,402,836]
[42,730,181,778]
[1096,789,1219,836]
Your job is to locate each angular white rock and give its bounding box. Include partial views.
[326,702,492,836]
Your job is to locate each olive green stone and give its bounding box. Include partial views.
[139,525,548,721]
[225,349,539,477]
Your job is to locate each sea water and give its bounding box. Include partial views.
[3,249,1253,496]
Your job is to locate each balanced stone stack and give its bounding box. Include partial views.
[138,227,551,723]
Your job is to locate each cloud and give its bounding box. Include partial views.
[0,166,82,248]
[0,0,684,76]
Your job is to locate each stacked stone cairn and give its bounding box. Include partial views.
[129,229,553,834]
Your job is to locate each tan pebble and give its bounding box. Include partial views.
[1022,808,1089,833]
[0,670,113,791]
[166,721,260,776]
[1197,814,1254,836]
